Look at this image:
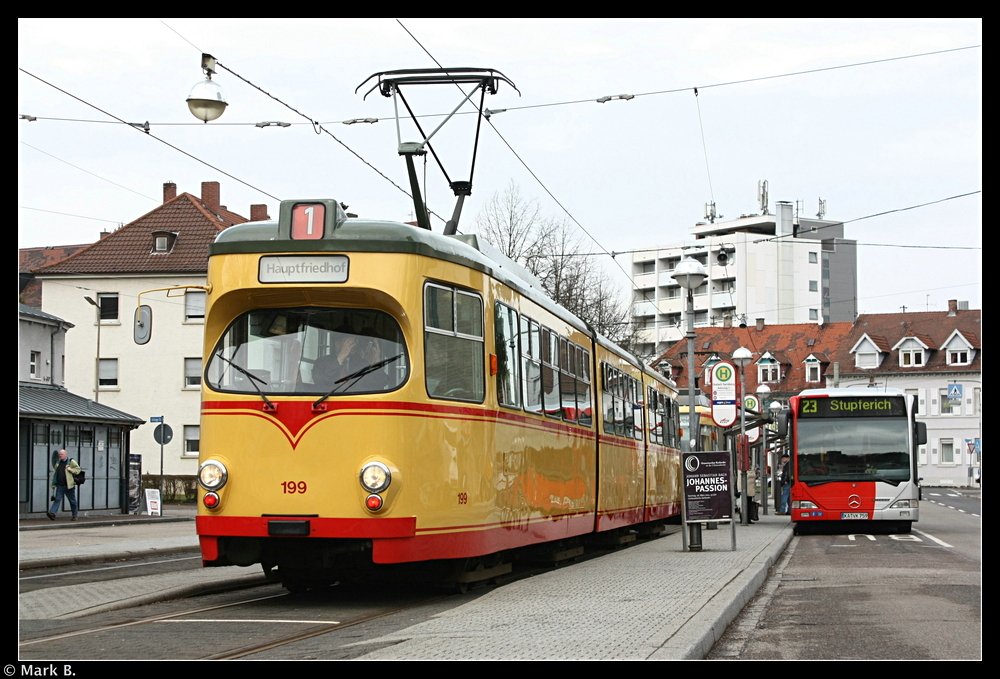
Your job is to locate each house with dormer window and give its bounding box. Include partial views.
[29,181,270,487]
[654,317,855,408]
[832,300,981,486]
[654,301,981,488]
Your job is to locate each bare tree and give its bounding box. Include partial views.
[474,183,639,352]
[474,180,548,265]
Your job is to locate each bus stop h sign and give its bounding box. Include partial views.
[710,360,737,428]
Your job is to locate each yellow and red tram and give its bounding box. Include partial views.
[142,198,685,591]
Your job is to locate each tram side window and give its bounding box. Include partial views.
[577,346,592,427]
[494,302,520,409]
[521,316,543,414]
[424,283,484,402]
[540,327,562,419]
[558,338,577,423]
[665,397,679,448]
[647,387,662,445]
[627,375,642,440]
[602,364,622,436]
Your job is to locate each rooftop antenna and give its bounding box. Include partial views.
[356,67,519,234]
[757,179,769,215]
[817,198,827,219]
[704,202,717,223]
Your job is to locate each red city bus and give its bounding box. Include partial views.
[777,388,927,534]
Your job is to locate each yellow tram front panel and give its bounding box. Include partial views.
[197,239,599,564]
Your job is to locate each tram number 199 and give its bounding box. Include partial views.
[281,481,308,494]
[457,492,468,505]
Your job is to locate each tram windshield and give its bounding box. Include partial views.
[796,416,911,485]
[206,307,408,395]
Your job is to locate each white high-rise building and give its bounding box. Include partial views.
[630,200,857,358]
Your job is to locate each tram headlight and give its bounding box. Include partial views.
[360,462,391,493]
[198,460,228,490]
[890,499,918,509]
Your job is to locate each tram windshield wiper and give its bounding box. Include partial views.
[214,348,275,410]
[313,353,403,408]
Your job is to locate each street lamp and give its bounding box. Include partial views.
[769,400,783,512]
[756,384,771,516]
[672,258,707,551]
[83,296,101,403]
[186,54,228,123]
[732,346,752,525]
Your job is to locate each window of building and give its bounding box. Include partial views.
[855,352,878,369]
[900,349,924,367]
[805,361,821,383]
[30,351,41,378]
[809,309,819,321]
[98,358,118,388]
[905,388,919,414]
[938,388,957,415]
[183,425,200,457]
[424,283,484,402]
[185,290,206,322]
[940,439,954,464]
[184,358,202,388]
[758,362,780,383]
[809,280,818,292]
[97,293,119,322]
[947,349,970,365]
[809,252,818,264]
[151,231,177,253]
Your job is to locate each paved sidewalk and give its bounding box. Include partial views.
[18,505,792,659]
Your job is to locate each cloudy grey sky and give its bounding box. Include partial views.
[18,18,981,315]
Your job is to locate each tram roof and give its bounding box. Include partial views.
[213,215,594,335]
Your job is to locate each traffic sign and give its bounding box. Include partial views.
[947,384,963,403]
[710,361,737,428]
[153,423,173,445]
[150,416,163,423]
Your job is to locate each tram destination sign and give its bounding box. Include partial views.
[259,255,349,283]
[798,396,906,418]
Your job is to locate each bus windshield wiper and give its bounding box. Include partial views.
[214,349,275,410]
[313,353,403,408]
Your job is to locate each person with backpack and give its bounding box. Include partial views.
[47,449,82,521]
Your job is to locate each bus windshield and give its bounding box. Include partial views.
[206,307,408,395]
[796,416,910,485]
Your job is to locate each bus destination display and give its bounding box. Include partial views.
[798,396,906,418]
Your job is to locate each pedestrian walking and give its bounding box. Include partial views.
[47,449,82,521]
[779,453,792,514]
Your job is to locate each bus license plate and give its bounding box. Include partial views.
[841,512,869,520]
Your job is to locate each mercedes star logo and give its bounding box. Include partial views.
[847,494,862,509]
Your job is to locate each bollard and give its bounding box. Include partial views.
[688,523,703,551]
